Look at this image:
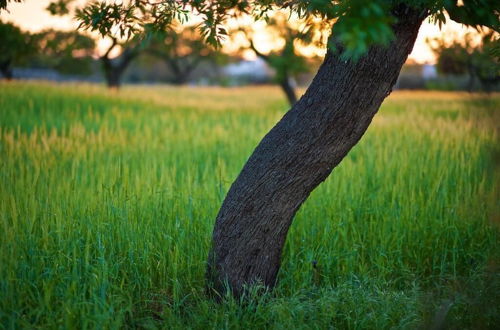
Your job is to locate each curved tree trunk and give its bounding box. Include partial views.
[279,76,298,105]
[207,6,427,297]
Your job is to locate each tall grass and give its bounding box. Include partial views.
[0,82,498,329]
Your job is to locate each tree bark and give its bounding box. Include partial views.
[207,5,427,297]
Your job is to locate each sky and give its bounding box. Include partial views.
[1,0,479,64]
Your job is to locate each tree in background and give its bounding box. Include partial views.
[473,32,500,91]
[237,12,327,105]
[0,21,34,79]
[429,31,500,92]
[31,29,96,76]
[148,25,220,85]
[2,0,498,297]
[42,0,143,89]
[99,37,143,89]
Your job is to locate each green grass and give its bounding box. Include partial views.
[0,82,499,329]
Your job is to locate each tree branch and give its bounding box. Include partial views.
[101,37,118,60]
[249,39,269,61]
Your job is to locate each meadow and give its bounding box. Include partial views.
[0,81,498,329]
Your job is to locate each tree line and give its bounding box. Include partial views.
[0,20,222,88]
[0,4,331,105]
[2,17,497,99]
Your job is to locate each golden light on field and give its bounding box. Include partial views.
[0,0,483,63]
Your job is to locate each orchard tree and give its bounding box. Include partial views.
[473,32,500,91]
[99,37,143,89]
[236,12,327,105]
[429,31,500,91]
[148,25,219,85]
[3,0,498,297]
[42,0,143,88]
[0,21,34,79]
[31,29,96,76]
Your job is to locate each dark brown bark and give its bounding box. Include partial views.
[207,5,427,297]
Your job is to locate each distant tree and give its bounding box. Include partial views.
[237,12,327,105]
[473,33,500,91]
[40,0,143,89]
[31,29,96,76]
[99,37,143,89]
[148,25,220,85]
[429,32,500,91]
[0,21,34,79]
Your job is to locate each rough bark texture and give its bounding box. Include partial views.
[207,6,427,297]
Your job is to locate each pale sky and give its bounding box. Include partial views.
[1,0,480,63]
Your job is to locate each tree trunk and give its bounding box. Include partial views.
[466,61,475,92]
[279,75,298,105]
[0,59,13,80]
[166,58,198,85]
[105,69,123,89]
[207,5,427,297]
[171,73,188,85]
[100,51,136,90]
[280,76,297,106]
[102,62,124,89]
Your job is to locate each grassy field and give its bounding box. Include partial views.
[0,81,499,329]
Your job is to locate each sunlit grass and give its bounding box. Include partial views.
[0,81,498,329]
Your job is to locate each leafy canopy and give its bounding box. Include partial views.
[147,24,222,84]
[236,11,324,81]
[0,20,34,65]
[2,0,499,59]
[429,31,499,89]
[31,29,96,75]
